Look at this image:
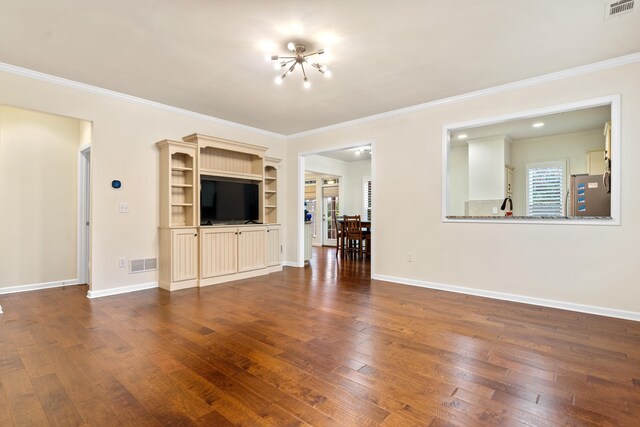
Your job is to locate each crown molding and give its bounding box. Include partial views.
[2,52,639,140]
[287,52,640,139]
[0,62,286,140]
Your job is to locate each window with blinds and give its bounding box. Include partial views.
[526,161,565,217]
[362,177,372,220]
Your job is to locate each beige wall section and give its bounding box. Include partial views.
[0,105,82,287]
[0,71,286,293]
[286,62,640,313]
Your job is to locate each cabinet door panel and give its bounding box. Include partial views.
[266,227,280,266]
[238,229,267,272]
[201,228,237,278]
[171,228,198,282]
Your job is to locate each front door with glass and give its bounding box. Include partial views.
[322,186,339,246]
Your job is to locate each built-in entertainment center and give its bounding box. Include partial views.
[157,134,281,291]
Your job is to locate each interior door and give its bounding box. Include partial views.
[322,186,339,246]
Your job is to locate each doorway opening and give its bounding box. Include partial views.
[298,142,375,273]
[0,104,91,295]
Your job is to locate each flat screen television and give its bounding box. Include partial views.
[200,177,259,224]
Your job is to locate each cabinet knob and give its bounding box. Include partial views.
[194,233,198,237]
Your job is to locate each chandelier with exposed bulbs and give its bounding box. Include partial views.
[270,42,331,89]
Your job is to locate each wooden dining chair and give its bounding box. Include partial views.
[362,227,371,259]
[343,215,363,258]
[335,222,344,258]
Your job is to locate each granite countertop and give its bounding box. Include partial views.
[447,216,613,220]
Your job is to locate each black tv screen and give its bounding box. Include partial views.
[200,178,259,224]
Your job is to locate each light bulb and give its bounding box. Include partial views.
[275,76,283,85]
[532,122,545,128]
[457,134,468,140]
[324,69,332,78]
[273,62,281,70]
[287,42,295,51]
[303,78,310,89]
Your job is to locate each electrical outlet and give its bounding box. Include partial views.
[118,257,127,268]
[492,207,498,214]
[407,253,413,262]
[119,203,129,213]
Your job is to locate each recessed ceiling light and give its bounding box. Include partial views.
[457,134,468,140]
[532,122,545,128]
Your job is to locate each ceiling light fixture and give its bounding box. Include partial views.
[270,42,331,89]
[532,122,545,128]
[355,146,371,156]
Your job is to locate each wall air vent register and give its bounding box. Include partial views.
[130,258,158,273]
[605,0,636,20]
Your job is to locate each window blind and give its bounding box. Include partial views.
[362,178,372,220]
[527,163,564,217]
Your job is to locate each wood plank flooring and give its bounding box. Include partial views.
[1,247,639,426]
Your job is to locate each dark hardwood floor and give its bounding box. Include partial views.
[1,247,639,426]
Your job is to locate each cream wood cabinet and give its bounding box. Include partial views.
[157,134,282,291]
[266,225,281,267]
[587,150,606,175]
[237,227,268,272]
[200,227,238,279]
[199,225,277,286]
[159,227,198,290]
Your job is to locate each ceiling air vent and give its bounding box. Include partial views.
[130,258,157,273]
[605,0,636,20]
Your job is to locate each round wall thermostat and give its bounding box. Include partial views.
[111,180,122,189]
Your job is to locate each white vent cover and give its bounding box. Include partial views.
[605,0,636,20]
[130,258,157,273]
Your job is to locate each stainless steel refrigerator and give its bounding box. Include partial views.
[568,174,611,217]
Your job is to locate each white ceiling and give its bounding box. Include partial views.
[450,105,611,146]
[316,146,372,163]
[0,1,638,135]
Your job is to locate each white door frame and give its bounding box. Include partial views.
[77,144,91,287]
[321,185,340,246]
[297,140,376,272]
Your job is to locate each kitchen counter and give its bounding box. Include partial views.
[446,216,613,220]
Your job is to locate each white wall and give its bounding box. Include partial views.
[0,70,286,293]
[344,159,372,217]
[468,137,507,200]
[285,61,640,314]
[0,105,86,288]
[449,145,469,215]
[510,129,605,215]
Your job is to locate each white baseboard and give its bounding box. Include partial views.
[86,281,158,299]
[0,278,79,295]
[372,274,640,322]
[283,261,303,268]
